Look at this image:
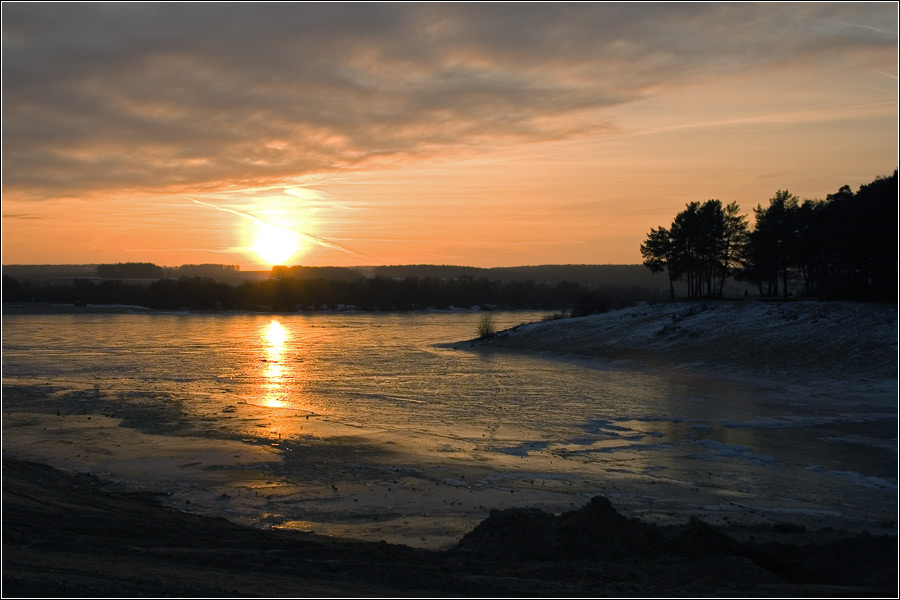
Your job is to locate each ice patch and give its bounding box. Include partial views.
[723,413,895,429]
[489,440,551,457]
[693,439,778,465]
[805,465,898,490]
[631,416,686,424]
[581,419,634,433]
[567,437,603,446]
[823,435,898,452]
[555,442,671,457]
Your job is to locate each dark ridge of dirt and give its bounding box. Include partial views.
[454,496,670,562]
[455,496,897,591]
[3,458,896,597]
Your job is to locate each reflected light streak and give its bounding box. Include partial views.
[262,320,289,408]
[247,319,333,442]
[264,319,289,351]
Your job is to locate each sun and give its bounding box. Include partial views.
[252,222,302,266]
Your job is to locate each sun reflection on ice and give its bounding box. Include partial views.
[261,320,290,408]
[262,320,289,408]
[249,319,331,442]
[264,319,289,347]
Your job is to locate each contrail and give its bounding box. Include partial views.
[793,14,895,36]
[189,197,365,257]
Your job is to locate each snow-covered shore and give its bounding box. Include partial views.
[473,300,898,382]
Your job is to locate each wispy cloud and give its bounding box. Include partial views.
[122,247,233,255]
[1,213,42,220]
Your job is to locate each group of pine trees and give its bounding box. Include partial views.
[641,171,897,302]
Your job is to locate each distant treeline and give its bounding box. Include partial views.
[2,263,674,289]
[1,272,664,313]
[96,263,241,279]
[641,171,898,302]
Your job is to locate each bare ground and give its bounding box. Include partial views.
[3,457,896,598]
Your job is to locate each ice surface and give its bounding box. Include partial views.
[2,304,897,547]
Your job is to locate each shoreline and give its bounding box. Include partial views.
[3,456,895,597]
[462,299,898,382]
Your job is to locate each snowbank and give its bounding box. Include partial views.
[475,300,898,381]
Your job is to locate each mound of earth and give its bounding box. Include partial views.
[454,495,897,590]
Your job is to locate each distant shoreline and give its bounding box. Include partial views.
[0,302,543,316]
[2,302,158,315]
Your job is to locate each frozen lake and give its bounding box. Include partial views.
[2,310,896,548]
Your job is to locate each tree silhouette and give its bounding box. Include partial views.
[746,190,800,298]
[640,226,678,299]
[718,201,749,296]
[642,199,748,298]
[642,171,897,302]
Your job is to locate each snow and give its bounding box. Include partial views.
[482,299,898,383]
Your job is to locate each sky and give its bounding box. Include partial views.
[2,2,897,269]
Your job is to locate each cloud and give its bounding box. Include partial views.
[1,213,42,220]
[2,3,896,201]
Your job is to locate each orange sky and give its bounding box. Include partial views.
[2,3,897,269]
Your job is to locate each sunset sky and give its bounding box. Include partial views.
[2,2,897,269]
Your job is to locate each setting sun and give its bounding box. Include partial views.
[252,222,302,266]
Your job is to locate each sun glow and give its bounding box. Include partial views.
[252,222,302,266]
